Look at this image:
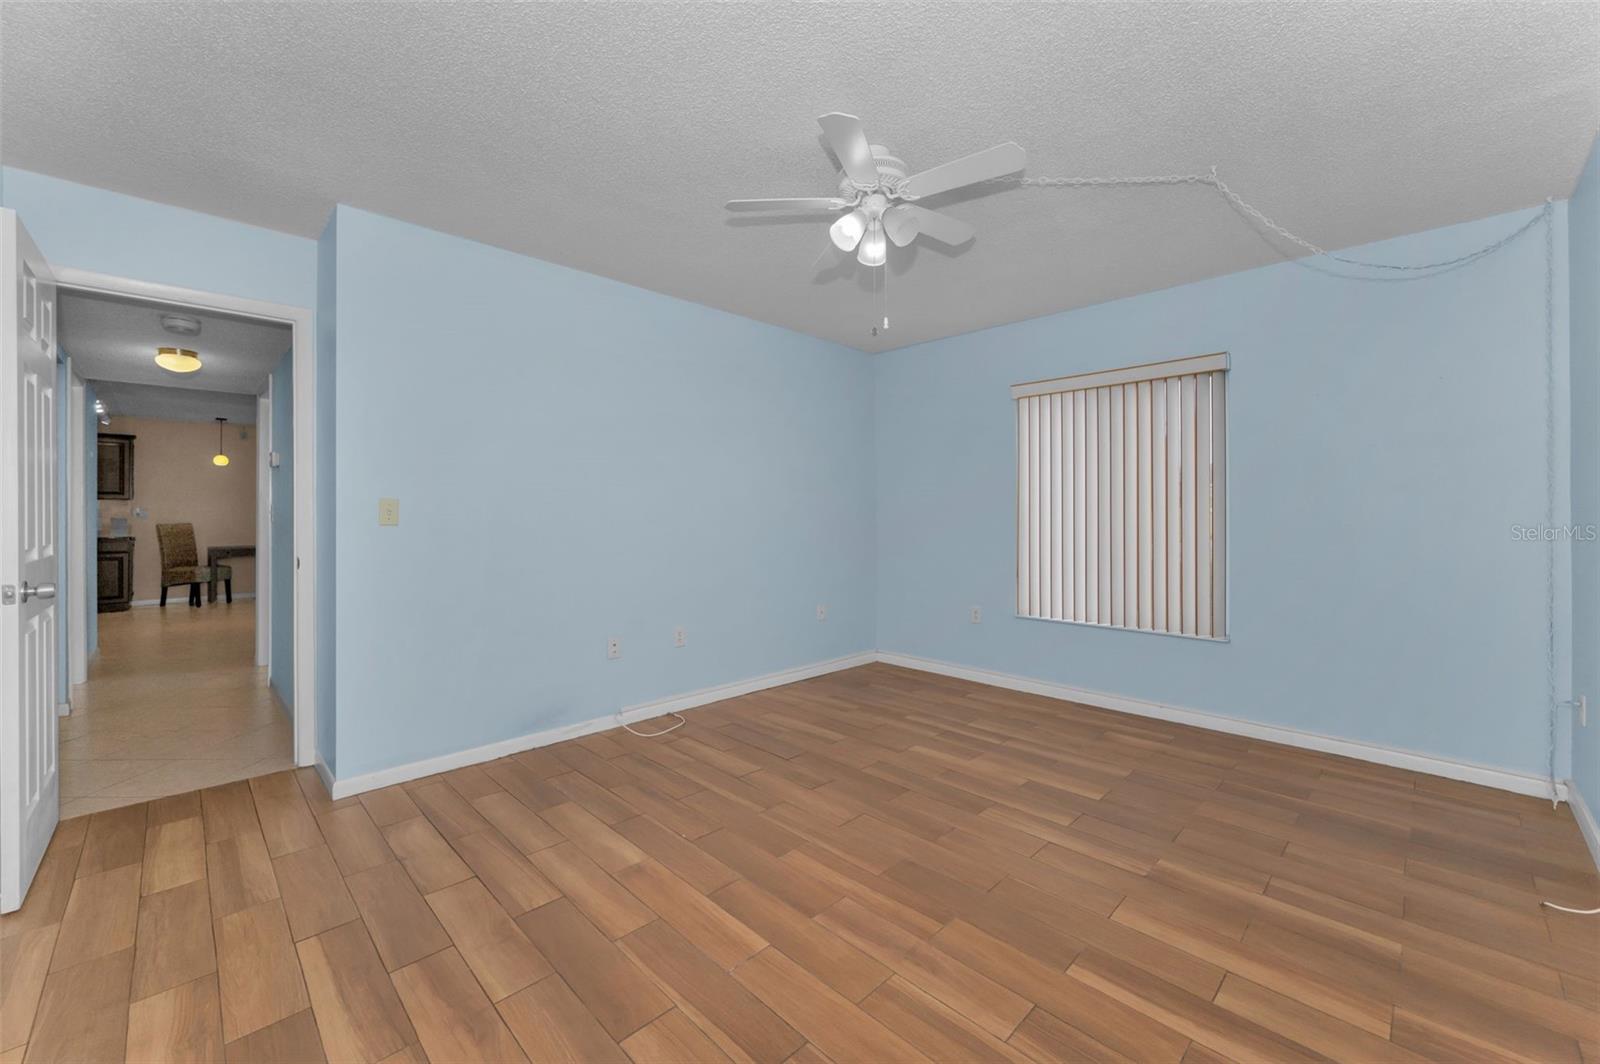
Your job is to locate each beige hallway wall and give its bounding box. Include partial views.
[99,416,257,601]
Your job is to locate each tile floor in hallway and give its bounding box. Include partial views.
[60,603,293,819]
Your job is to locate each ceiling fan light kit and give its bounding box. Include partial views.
[729,112,1026,270]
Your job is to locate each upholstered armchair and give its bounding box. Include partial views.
[155,522,230,607]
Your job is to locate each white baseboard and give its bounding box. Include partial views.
[130,592,256,608]
[1568,780,1600,873]
[314,759,337,798]
[318,644,1575,812]
[875,651,1568,802]
[326,651,876,799]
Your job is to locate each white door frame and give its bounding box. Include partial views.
[67,369,86,687]
[256,384,271,670]
[56,266,318,767]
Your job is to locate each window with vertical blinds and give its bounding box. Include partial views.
[1013,352,1228,639]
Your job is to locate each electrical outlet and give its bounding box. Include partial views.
[606,637,621,660]
[816,604,828,622]
[970,606,982,624]
[674,626,687,648]
[378,497,400,526]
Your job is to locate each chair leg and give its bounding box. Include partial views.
[190,583,200,607]
[224,579,233,604]
[160,586,168,607]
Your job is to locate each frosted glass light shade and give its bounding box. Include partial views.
[857,223,887,267]
[155,347,201,373]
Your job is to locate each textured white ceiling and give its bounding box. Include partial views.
[59,288,291,393]
[4,2,1596,352]
[93,381,258,426]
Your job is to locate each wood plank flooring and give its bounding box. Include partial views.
[3,663,1596,1062]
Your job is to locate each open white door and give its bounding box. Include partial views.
[0,210,60,913]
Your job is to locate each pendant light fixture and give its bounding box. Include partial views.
[155,346,202,373]
[212,418,230,467]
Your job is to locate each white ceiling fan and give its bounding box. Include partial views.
[727,113,1026,268]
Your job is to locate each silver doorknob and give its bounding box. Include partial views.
[20,582,56,602]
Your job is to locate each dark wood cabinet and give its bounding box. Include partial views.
[98,536,135,612]
[98,433,135,500]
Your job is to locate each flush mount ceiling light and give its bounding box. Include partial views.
[727,112,1026,268]
[159,313,202,337]
[212,417,230,467]
[155,346,201,373]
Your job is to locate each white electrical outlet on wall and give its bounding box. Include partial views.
[674,626,687,648]
[816,604,828,622]
[971,606,982,623]
[606,637,621,660]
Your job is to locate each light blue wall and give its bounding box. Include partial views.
[1570,136,1599,816]
[875,205,1570,779]
[327,206,875,778]
[0,168,316,308]
[269,349,295,714]
[84,384,97,657]
[316,214,338,775]
[55,355,69,705]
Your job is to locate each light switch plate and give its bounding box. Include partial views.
[378,498,400,526]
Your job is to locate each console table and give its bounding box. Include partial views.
[206,545,255,603]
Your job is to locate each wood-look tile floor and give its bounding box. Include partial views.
[4,663,1597,1063]
[61,604,292,819]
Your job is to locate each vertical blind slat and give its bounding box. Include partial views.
[1151,379,1168,632]
[1073,390,1087,620]
[1181,375,1197,635]
[1210,373,1228,638]
[1084,390,1098,623]
[1018,399,1028,614]
[1097,387,1112,623]
[1051,394,1063,619]
[1166,379,1182,629]
[1040,394,1051,618]
[1109,385,1124,629]
[1123,383,1139,628]
[1195,373,1213,639]
[1032,395,1043,616]
[1136,381,1153,630]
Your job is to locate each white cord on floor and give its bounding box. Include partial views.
[1540,901,1600,915]
[620,712,687,738]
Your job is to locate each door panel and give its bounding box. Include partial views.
[1,210,60,913]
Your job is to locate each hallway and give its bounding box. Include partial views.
[61,604,292,819]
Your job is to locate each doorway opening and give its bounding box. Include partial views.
[52,268,318,818]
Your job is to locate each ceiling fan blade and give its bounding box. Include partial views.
[829,209,868,252]
[898,205,975,246]
[725,197,851,211]
[817,113,881,187]
[900,142,1026,199]
[881,204,920,247]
